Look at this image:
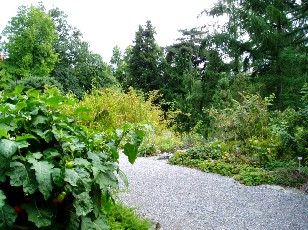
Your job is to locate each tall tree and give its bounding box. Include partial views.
[1,5,58,78]
[48,7,116,98]
[127,21,164,92]
[163,28,228,134]
[204,0,308,108]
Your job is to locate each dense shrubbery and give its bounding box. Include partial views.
[62,87,182,156]
[169,88,308,188]
[0,86,144,229]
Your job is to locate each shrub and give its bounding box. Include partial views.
[0,86,143,229]
[62,87,181,156]
[272,166,308,188]
[233,167,275,186]
[107,203,152,230]
[10,75,63,93]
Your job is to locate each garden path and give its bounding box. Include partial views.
[118,154,308,230]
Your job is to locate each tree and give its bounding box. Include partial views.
[1,5,58,78]
[110,45,128,84]
[48,7,117,98]
[127,21,164,92]
[163,28,228,134]
[204,0,308,108]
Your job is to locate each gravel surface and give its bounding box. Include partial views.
[118,154,308,230]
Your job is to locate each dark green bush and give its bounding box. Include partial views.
[10,76,63,92]
[272,166,308,188]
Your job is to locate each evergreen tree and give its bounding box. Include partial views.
[205,0,308,108]
[127,21,164,92]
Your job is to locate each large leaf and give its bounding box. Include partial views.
[94,171,118,191]
[64,168,79,186]
[28,158,54,199]
[22,202,52,228]
[73,192,93,216]
[66,167,92,194]
[6,162,38,195]
[0,124,15,138]
[0,204,18,229]
[0,139,18,158]
[32,115,48,126]
[123,143,138,164]
[81,215,110,230]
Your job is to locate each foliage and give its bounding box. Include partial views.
[126,21,164,92]
[233,168,274,186]
[271,166,308,188]
[107,203,152,230]
[0,86,143,229]
[62,87,181,156]
[48,7,117,98]
[1,5,58,78]
[203,0,308,109]
[9,76,63,93]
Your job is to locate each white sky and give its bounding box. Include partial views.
[0,0,216,62]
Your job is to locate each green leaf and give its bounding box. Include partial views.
[43,148,60,159]
[73,192,93,216]
[0,124,15,138]
[91,185,102,218]
[13,85,25,95]
[28,158,54,199]
[123,143,138,164]
[0,190,6,209]
[74,107,92,115]
[33,129,53,143]
[6,161,38,195]
[81,215,110,230]
[16,134,39,142]
[32,115,48,126]
[74,158,91,168]
[45,96,64,107]
[52,168,64,187]
[22,201,52,228]
[94,171,118,191]
[0,139,18,158]
[64,168,79,186]
[0,204,18,229]
[16,101,27,111]
[101,190,112,212]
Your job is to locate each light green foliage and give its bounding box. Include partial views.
[107,203,152,230]
[0,86,143,228]
[1,5,58,77]
[63,87,181,155]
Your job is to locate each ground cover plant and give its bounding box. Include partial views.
[0,86,145,229]
[169,90,308,188]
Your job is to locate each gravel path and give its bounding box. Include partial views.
[118,154,308,230]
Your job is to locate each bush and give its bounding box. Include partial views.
[233,167,275,186]
[62,87,181,156]
[0,86,143,229]
[107,203,152,230]
[272,166,308,188]
[10,75,63,92]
